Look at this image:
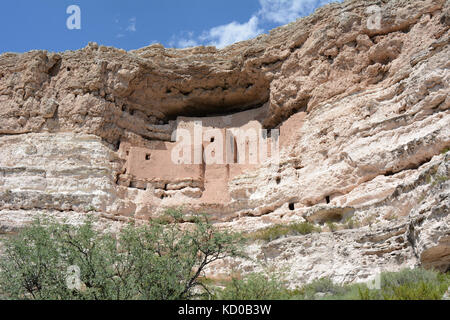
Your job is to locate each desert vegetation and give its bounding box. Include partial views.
[216,268,450,300]
[0,211,448,300]
[0,210,243,300]
[247,222,321,242]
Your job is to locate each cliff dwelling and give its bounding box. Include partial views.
[1,0,449,292]
[117,104,306,207]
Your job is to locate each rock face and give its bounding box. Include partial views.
[0,0,449,285]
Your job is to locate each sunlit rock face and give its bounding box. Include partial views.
[0,0,449,283]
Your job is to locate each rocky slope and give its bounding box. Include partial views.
[0,0,449,285]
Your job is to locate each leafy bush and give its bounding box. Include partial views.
[2,213,448,301]
[216,273,292,300]
[301,277,342,298]
[248,222,321,242]
[353,268,450,300]
[380,268,439,288]
[296,268,450,300]
[370,268,450,300]
[0,211,243,300]
[380,281,447,300]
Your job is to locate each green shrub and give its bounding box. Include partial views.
[0,211,243,300]
[298,268,450,300]
[248,222,321,242]
[218,268,450,301]
[299,277,364,300]
[381,281,447,300]
[215,268,450,301]
[380,268,439,288]
[302,277,338,298]
[289,222,321,235]
[326,221,338,232]
[375,268,450,300]
[216,273,292,300]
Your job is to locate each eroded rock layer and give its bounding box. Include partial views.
[0,0,449,284]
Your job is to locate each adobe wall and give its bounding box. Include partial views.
[126,144,203,182]
[118,103,291,206]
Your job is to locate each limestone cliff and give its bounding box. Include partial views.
[0,0,449,285]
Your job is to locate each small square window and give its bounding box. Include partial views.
[145,154,151,160]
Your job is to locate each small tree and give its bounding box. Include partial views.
[0,210,244,300]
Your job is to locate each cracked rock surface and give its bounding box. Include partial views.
[0,0,449,284]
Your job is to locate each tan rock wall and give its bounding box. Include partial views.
[0,0,449,283]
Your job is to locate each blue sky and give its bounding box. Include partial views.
[0,0,339,53]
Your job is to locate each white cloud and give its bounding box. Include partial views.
[259,0,336,24]
[116,16,137,38]
[177,38,199,48]
[169,32,199,48]
[170,0,337,49]
[171,17,262,49]
[199,16,263,49]
[126,17,137,32]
